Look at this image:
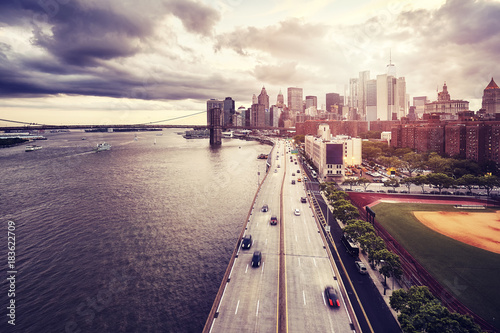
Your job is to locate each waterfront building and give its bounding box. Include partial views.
[482,77,500,115]
[424,83,469,117]
[251,104,266,127]
[304,124,362,181]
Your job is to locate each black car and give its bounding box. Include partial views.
[270,215,278,225]
[300,197,307,203]
[241,235,252,249]
[261,204,269,212]
[291,180,295,185]
[251,251,262,267]
[324,286,340,307]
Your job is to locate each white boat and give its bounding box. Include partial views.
[25,145,42,152]
[94,142,111,152]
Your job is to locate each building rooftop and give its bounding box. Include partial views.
[485,77,499,90]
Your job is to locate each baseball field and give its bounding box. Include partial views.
[370,202,500,330]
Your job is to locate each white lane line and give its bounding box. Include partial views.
[313,258,317,267]
[245,264,249,273]
[321,292,327,306]
[303,290,306,305]
[295,234,298,242]
[235,300,240,315]
[261,262,265,274]
[265,238,268,245]
[298,257,301,266]
[256,300,260,316]
[308,234,311,243]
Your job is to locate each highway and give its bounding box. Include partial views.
[207,139,356,333]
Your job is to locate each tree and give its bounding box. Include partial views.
[358,232,385,264]
[293,135,305,144]
[390,286,483,333]
[342,178,358,190]
[456,174,478,194]
[379,156,402,171]
[342,220,376,242]
[412,175,428,193]
[357,177,372,191]
[478,174,500,196]
[383,178,400,191]
[373,249,403,289]
[400,152,425,177]
[331,201,359,224]
[425,173,455,194]
[425,153,452,174]
[399,177,413,193]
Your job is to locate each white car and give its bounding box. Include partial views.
[294,208,300,216]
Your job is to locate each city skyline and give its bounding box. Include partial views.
[1,0,499,126]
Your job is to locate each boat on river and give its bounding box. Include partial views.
[25,145,43,152]
[94,142,111,152]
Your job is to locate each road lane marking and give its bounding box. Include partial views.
[303,290,306,305]
[295,234,298,242]
[313,258,317,267]
[245,264,249,273]
[298,257,301,266]
[322,292,326,306]
[256,300,260,316]
[308,234,311,243]
[265,238,268,245]
[235,300,240,315]
[261,262,265,274]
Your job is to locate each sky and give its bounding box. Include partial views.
[1,0,500,126]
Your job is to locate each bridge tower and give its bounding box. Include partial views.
[208,107,222,145]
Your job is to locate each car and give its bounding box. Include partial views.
[355,261,368,274]
[297,170,300,173]
[295,162,297,164]
[270,215,278,225]
[366,189,374,193]
[241,235,252,249]
[294,208,300,216]
[291,180,295,184]
[377,190,385,193]
[261,204,269,212]
[324,286,340,307]
[274,169,277,173]
[251,251,262,267]
[301,197,307,203]
[278,165,280,168]
[297,178,302,182]
[303,176,307,181]
[292,173,295,176]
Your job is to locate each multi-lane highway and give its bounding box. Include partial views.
[207,139,356,333]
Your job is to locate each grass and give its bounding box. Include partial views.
[371,203,500,330]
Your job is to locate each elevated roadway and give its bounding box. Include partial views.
[205,139,358,333]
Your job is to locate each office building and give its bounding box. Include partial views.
[424,83,469,117]
[223,97,235,127]
[287,87,303,121]
[482,77,500,115]
[258,86,270,112]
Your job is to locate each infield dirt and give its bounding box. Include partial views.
[413,210,500,254]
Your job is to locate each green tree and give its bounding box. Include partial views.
[478,174,500,196]
[358,232,385,264]
[342,220,376,242]
[293,135,305,144]
[425,153,452,174]
[400,152,425,177]
[342,178,358,190]
[331,201,359,224]
[400,177,414,193]
[373,249,403,288]
[383,178,400,191]
[412,175,428,193]
[390,286,483,333]
[426,173,455,194]
[357,177,372,191]
[456,174,479,194]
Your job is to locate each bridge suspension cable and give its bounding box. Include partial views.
[139,110,206,125]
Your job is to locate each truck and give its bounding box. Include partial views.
[341,234,359,257]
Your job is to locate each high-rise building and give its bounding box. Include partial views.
[482,77,500,115]
[358,71,370,119]
[413,96,428,120]
[366,79,377,122]
[252,94,258,105]
[223,97,235,127]
[305,96,317,109]
[276,89,285,108]
[348,78,358,110]
[251,104,266,127]
[287,87,303,119]
[258,86,269,112]
[376,74,407,121]
[325,93,343,114]
[206,99,224,126]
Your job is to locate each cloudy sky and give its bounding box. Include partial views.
[1,0,499,126]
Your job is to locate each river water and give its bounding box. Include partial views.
[0,129,271,332]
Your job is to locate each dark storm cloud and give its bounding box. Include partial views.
[165,0,220,37]
[0,0,223,100]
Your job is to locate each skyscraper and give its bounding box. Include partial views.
[258,86,270,111]
[223,97,235,127]
[305,96,317,109]
[325,93,343,114]
[482,77,500,115]
[287,87,303,119]
[358,71,370,119]
[348,78,358,110]
[276,89,285,108]
[366,79,377,122]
